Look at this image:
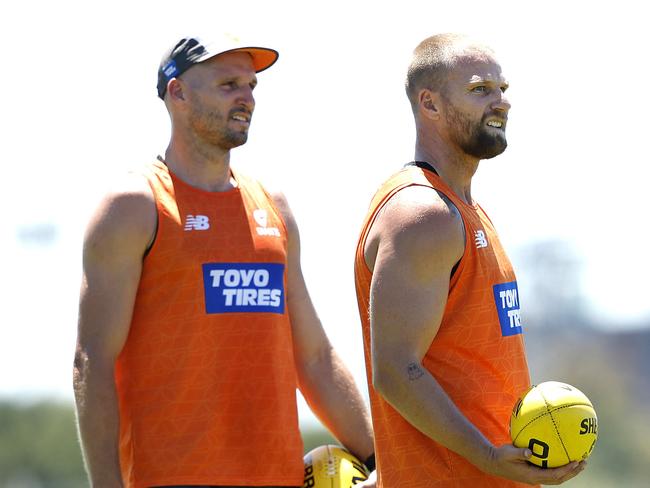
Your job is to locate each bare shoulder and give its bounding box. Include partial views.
[266,187,299,238]
[366,185,465,271]
[78,172,157,356]
[268,188,290,217]
[84,171,157,259]
[381,184,462,229]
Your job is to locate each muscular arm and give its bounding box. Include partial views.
[73,174,156,488]
[271,192,374,464]
[367,186,491,458]
[366,186,583,485]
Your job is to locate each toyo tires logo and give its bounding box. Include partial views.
[202,262,285,314]
[492,281,523,336]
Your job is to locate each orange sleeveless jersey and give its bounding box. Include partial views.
[114,160,303,487]
[354,166,535,488]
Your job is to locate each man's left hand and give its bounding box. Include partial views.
[355,470,376,487]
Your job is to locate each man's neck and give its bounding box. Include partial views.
[163,136,237,192]
[414,139,479,206]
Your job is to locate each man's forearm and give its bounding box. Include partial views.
[298,347,375,462]
[374,359,493,471]
[73,354,124,488]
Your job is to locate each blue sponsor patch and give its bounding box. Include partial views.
[492,281,523,336]
[202,262,285,314]
[162,60,179,79]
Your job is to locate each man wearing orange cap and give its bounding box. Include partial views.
[73,36,375,488]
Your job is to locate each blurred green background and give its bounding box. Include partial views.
[2,315,649,487]
[2,242,650,486]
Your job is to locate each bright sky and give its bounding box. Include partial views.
[2,1,649,429]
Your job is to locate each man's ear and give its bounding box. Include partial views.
[167,78,185,102]
[419,89,441,120]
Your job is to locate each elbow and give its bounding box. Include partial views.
[373,353,426,405]
[72,344,115,396]
[295,342,335,388]
[73,347,88,387]
[73,346,90,408]
[371,371,388,400]
[371,356,402,402]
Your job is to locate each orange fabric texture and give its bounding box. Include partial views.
[354,166,534,488]
[115,160,303,487]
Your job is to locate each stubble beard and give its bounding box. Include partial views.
[445,104,507,160]
[188,104,249,151]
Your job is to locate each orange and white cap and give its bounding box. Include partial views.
[157,34,278,99]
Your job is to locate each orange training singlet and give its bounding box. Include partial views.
[114,160,303,487]
[354,165,535,488]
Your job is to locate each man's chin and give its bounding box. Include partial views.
[481,141,507,159]
[469,133,507,159]
[222,133,249,149]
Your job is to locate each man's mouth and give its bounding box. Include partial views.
[231,113,250,123]
[486,120,505,129]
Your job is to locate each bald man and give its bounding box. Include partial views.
[354,33,586,487]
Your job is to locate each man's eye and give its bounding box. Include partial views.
[222,81,237,89]
[472,86,487,93]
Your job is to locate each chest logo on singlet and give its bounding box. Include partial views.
[202,262,285,314]
[184,215,210,231]
[474,229,488,248]
[492,281,523,336]
[254,209,281,237]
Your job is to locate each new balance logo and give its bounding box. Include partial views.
[474,230,488,248]
[184,215,210,231]
[253,209,280,237]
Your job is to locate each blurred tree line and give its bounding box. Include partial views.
[0,400,86,488]
[0,398,339,487]
[2,240,649,487]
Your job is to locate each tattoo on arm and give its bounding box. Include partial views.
[407,362,425,381]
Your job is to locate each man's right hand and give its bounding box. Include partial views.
[483,444,586,486]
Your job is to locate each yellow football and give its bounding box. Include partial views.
[303,444,369,487]
[510,381,598,468]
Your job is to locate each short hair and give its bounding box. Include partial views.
[405,33,495,112]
